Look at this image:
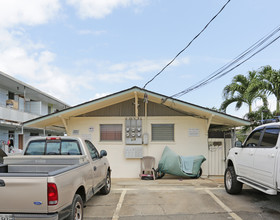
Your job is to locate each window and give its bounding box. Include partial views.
[25,140,81,155]
[8,92,14,100]
[30,132,39,136]
[25,141,45,155]
[244,129,262,147]
[85,140,99,160]
[46,141,60,155]
[152,124,174,141]
[100,124,122,141]
[61,141,81,155]
[48,105,52,114]
[260,127,280,148]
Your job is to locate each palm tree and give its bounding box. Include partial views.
[220,71,268,114]
[256,65,280,115]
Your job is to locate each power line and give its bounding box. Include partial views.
[166,25,280,100]
[142,0,231,89]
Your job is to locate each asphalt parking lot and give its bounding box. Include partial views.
[84,177,280,220]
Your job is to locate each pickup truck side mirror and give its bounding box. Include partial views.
[235,141,242,148]
[100,150,107,158]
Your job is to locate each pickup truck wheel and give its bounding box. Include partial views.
[100,171,111,195]
[68,194,83,220]
[224,166,243,194]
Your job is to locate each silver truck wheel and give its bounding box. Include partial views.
[224,166,243,194]
[225,169,232,189]
[74,199,83,220]
[68,194,83,220]
[100,171,111,195]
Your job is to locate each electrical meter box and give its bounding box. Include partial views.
[124,146,143,158]
[125,118,142,145]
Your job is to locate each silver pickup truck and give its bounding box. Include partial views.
[0,136,111,220]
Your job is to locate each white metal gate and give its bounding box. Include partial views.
[208,138,228,175]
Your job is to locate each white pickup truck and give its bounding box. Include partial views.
[0,136,111,220]
[224,122,280,195]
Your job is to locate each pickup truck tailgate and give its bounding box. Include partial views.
[0,176,48,213]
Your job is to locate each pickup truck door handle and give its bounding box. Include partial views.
[94,166,97,171]
[269,154,275,158]
[0,179,5,187]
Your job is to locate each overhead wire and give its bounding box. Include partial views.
[142,0,231,89]
[166,25,280,100]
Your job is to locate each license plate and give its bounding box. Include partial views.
[0,214,14,220]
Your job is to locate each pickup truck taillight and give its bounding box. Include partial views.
[48,183,58,205]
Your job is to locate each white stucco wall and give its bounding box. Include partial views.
[68,116,209,178]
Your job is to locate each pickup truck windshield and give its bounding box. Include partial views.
[25,139,82,155]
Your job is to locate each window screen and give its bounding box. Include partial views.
[152,124,174,141]
[100,124,122,141]
[260,128,280,148]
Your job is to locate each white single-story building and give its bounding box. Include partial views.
[24,87,250,178]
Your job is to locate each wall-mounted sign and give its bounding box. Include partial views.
[72,130,79,135]
[188,128,200,137]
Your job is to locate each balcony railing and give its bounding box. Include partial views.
[0,105,40,123]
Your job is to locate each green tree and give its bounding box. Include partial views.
[256,65,280,115]
[220,71,268,113]
[240,106,273,133]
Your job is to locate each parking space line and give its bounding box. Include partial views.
[205,189,242,220]
[112,189,127,220]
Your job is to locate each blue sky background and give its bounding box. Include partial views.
[0,0,280,118]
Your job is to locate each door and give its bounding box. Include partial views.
[208,139,225,175]
[84,140,104,189]
[235,128,262,179]
[253,127,280,187]
[18,134,23,150]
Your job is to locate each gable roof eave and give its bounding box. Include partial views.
[24,86,250,128]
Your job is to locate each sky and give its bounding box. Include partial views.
[0,0,280,118]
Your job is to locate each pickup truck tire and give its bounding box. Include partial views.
[100,171,111,195]
[224,166,243,194]
[67,194,83,220]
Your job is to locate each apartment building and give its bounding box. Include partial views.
[0,71,69,150]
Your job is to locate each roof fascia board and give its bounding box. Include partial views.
[24,86,250,127]
[24,88,136,127]
[139,88,250,126]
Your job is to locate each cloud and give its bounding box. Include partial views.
[0,1,93,105]
[78,29,107,36]
[75,56,190,84]
[0,0,61,28]
[66,0,149,19]
[0,29,89,105]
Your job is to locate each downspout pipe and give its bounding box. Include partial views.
[134,91,138,118]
